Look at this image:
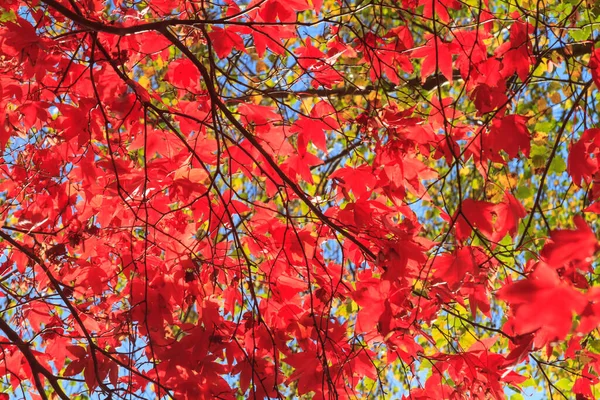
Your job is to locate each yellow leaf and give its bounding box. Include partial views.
[138,75,150,89]
[143,66,155,77]
[300,97,314,114]
[256,60,267,74]
[536,97,547,112]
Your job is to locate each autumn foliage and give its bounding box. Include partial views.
[1,0,600,398]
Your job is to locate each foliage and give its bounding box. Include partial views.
[0,0,599,398]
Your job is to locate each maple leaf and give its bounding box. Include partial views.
[208,27,248,59]
[0,17,46,58]
[577,288,600,335]
[589,48,600,89]
[19,102,48,131]
[250,24,297,57]
[280,152,322,184]
[353,277,391,334]
[485,114,531,160]
[500,46,533,82]
[470,59,508,114]
[238,103,282,130]
[0,114,13,150]
[497,263,587,344]
[453,29,490,79]
[455,198,496,241]
[573,374,597,400]
[584,201,600,214]
[291,101,339,154]
[165,59,201,87]
[411,36,457,84]
[260,0,311,22]
[431,246,484,291]
[418,0,461,23]
[330,165,379,200]
[541,215,599,270]
[284,350,324,395]
[495,14,534,82]
[292,116,329,154]
[568,128,600,186]
[454,192,526,243]
[295,38,326,71]
[492,191,527,240]
[427,96,462,128]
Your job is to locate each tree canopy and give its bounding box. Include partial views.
[0,0,600,398]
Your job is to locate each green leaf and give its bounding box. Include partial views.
[0,10,15,22]
[555,378,572,391]
[570,27,592,42]
[516,184,534,200]
[549,156,566,174]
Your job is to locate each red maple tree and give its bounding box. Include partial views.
[0,0,599,398]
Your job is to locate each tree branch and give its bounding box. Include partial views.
[0,317,69,400]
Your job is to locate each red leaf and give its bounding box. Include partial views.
[280,152,322,184]
[165,59,201,87]
[455,198,496,241]
[495,16,534,81]
[238,103,281,129]
[568,128,600,186]
[497,263,587,343]
[589,49,600,88]
[418,0,461,23]
[486,114,531,160]
[208,27,247,59]
[174,166,209,183]
[0,18,42,56]
[431,246,484,291]
[260,0,310,22]
[493,191,527,240]
[250,25,296,57]
[411,36,457,84]
[541,215,599,269]
[295,38,326,71]
[583,202,600,213]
